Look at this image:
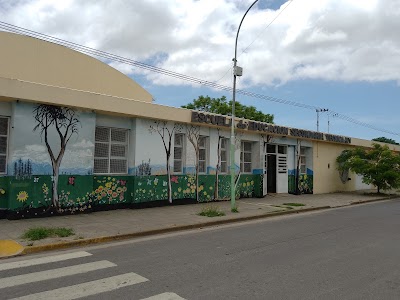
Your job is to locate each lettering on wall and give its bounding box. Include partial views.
[191,111,351,144]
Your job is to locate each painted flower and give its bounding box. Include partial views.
[116,187,123,193]
[112,192,118,198]
[123,187,127,192]
[0,188,5,195]
[107,190,112,195]
[154,178,159,185]
[105,182,112,188]
[251,181,254,185]
[17,191,29,202]
[98,186,104,192]
[178,187,182,192]
[101,192,107,197]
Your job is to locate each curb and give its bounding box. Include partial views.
[21,205,331,255]
[350,195,397,205]
[0,240,24,259]
[8,196,397,257]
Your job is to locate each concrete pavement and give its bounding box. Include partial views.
[0,191,396,258]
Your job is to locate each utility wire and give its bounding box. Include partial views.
[0,21,399,137]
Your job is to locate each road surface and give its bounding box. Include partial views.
[1,199,399,299]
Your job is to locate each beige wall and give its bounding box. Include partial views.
[0,32,152,103]
[313,141,356,194]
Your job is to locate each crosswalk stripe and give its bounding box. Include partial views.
[10,272,149,300]
[0,251,92,271]
[140,293,186,300]
[0,260,116,289]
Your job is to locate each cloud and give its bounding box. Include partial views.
[1,0,399,88]
[11,143,93,169]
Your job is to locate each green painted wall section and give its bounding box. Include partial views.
[288,174,313,194]
[1,174,263,214]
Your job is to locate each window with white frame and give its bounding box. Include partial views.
[0,117,9,174]
[94,127,128,174]
[220,138,229,173]
[300,147,306,174]
[241,141,252,173]
[198,136,208,173]
[173,133,185,173]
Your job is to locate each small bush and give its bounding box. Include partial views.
[231,206,239,213]
[283,203,305,207]
[198,205,225,217]
[22,227,75,241]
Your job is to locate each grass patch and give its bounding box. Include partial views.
[198,205,225,217]
[22,227,74,241]
[231,206,239,213]
[283,203,305,207]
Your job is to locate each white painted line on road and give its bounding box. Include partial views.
[11,272,149,300]
[0,251,92,271]
[0,260,116,289]
[141,292,186,300]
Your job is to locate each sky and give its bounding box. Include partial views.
[0,0,399,141]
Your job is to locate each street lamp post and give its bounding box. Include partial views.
[230,0,260,211]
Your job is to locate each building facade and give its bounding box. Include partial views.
[0,32,398,219]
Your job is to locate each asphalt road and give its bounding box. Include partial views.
[1,199,400,300]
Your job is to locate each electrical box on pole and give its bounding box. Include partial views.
[234,66,243,76]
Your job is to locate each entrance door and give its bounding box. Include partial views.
[263,151,268,196]
[267,154,277,193]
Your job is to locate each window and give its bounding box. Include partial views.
[0,117,9,174]
[174,133,185,173]
[241,141,252,173]
[300,147,306,174]
[94,127,128,174]
[198,136,208,173]
[220,138,229,173]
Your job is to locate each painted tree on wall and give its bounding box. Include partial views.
[149,121,183,203]
[186,125,201,202]
[33,104,80,211]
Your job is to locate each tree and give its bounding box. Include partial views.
[33,104,80,211]
[149,121,182,203]
[182,95,274,123]
[336,143,400,193]
[372,137,399,145]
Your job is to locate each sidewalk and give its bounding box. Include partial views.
[0,191,397,258]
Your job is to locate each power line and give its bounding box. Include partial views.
[0,21,399,137]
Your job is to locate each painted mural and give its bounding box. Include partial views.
[0,102,263,219]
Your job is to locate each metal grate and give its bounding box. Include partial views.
[95,127,110,142]
[94,142,109,158]
[110,159,127,174]
[94,159,109,174]
[111,144,126,157]
[111,129,127,143]
[0,136,7,154]
[94,126,128,174]
[0,117,8,174]
[0,118,8,135]
[174,147,182,159]
[174,133,185,173]
[173,160,182,173]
